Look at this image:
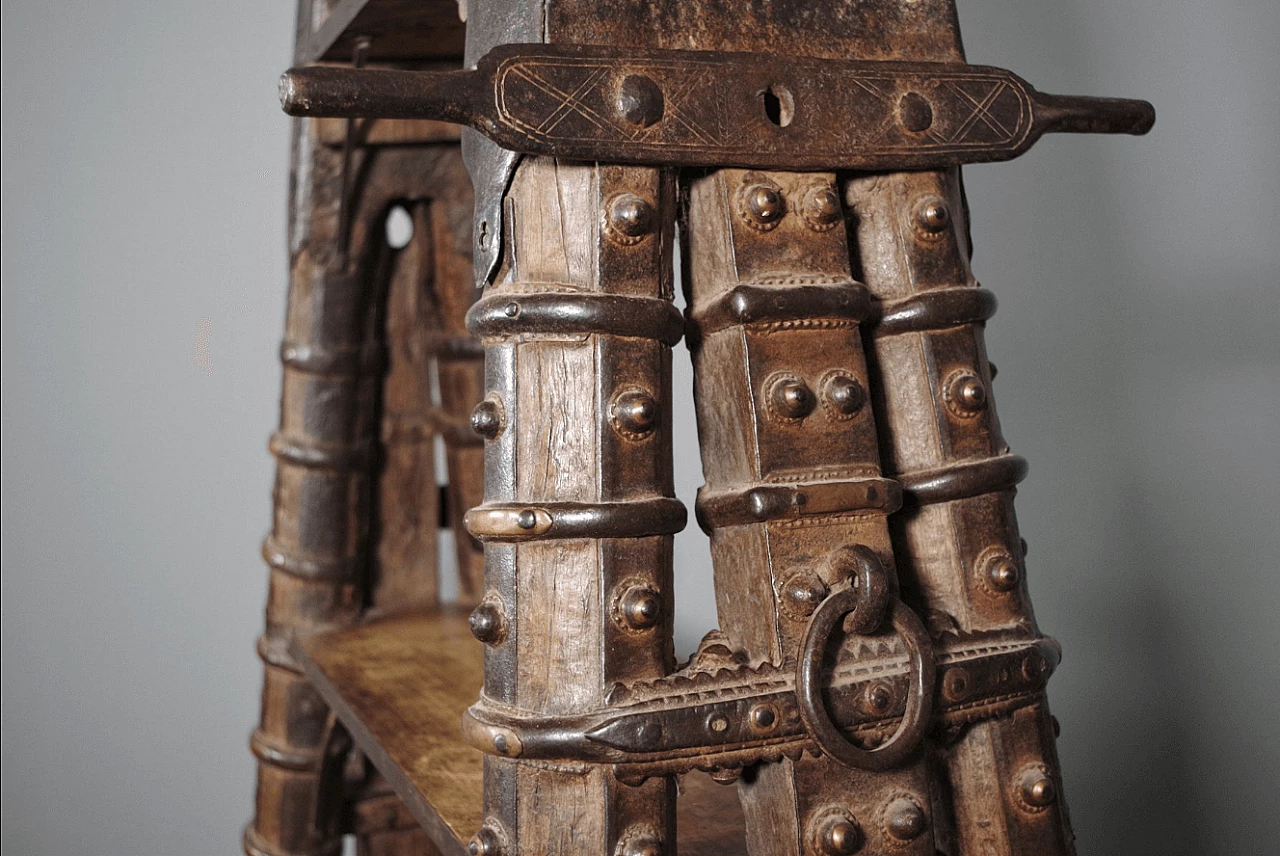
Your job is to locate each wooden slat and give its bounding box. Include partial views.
[296,611,748,856]
[304,0,466,63]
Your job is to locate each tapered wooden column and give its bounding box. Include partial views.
[848,168,1076,855]
[682,169,938,856]
[249,126,479,856]
[464,158,682,856]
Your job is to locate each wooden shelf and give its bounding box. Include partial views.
[296,610,747,856]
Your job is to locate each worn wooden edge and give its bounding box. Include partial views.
[294,610,748,856]
[295,609,481,856]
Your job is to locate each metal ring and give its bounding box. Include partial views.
[797,596,936,771]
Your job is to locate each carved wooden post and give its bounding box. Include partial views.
[463,159,682,856]
[249,130,482,856]
[683,169,937,856]
[848,169,1076,854]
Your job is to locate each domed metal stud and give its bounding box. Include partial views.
[780,570,828,619]
[740,184,786,230]
[605,193,655,245]
[801,185,843,231]
[824,374,865,417]
[468,599,507,646]
[611,389,659,437]
[616,75,664,128]
[617,584,662,631]
[898,92,934,132]
[988,556,1021,592]
[810,810,862,855]
[470,396,506,440]
[884,797,927,841]
[769,375,816,420]
[944,369,987,417]
[915,196,950,234]
[469,825,504,856]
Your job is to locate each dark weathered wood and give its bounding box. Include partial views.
[296,612,747,856]
[255,2,1152,854]
[299,0,465,63]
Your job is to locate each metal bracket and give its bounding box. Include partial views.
[281,43,1154,172]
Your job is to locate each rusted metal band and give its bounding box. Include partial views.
[695,478,902,533]
[870,287,998,337]
[268,433,371,471]
[692,283,871,338]
[461,637,1058,769]
[243,825,342,856]
[261,536,361,582]
[256,633,304,675]
[279,341,385,376]
[249,728,324,772]
[897,455,1028,506]
[281,45,1154,171]
[465,498,687,542]
[466,292,684,345]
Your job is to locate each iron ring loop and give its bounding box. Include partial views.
[797,595,936,771]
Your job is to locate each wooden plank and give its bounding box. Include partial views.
[296,611,747,856]
[305,0,466,63]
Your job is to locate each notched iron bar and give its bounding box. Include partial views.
[280,44,1154,171]
[461,635,1060,776]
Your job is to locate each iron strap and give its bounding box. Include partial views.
[281,43,1153,171]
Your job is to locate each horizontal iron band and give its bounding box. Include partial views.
[696,478,902,533]
[870,287,998,337]
[693,283,871,338]
[465,498,686,542]
[462,637,1058,769]
[268,432,371,471]
[261,536,361,582]
[281,45,1154,171]
[243,825,342,856]
[466,292,684,346]
[897,454,1028,507]
[280,341,385,376]
[256,634,303,674]
[249,728,324,772]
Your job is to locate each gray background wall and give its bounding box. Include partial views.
[2,0,1276,853]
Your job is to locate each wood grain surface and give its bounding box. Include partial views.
[297,611,748,856]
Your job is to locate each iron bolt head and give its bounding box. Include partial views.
[1021,773,1057,808]
[470,398,505,440]
[619,585,662,630]
[468,600,507,645]
[781,571,828,619]
[863,682,893,715]
[945,370,987,416]
[746,185,785,225]
[989,557,1020,591]
[469,826,502,856]
[943,667,970,702]
[608,193,654,239]
[611,389,659,435]
[825,375,865,416]
[898,92,934,132]
[617,75,664,127]
[885,798,928,841]
[915,197,950,233]
[802,186,843,230]
[771,376,816,419]
[516,510,538,530]
[750,704,777,730]
[817,815,862,855]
